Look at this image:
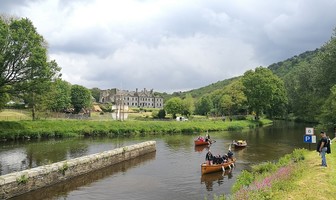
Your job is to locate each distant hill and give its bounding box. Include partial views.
[268,49,319,78]
[158,77,238,100]
[159,48,321,101]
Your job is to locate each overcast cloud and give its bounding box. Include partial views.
[1,0,336,93]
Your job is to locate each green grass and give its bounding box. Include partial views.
[0,109,31,120]
[0,118,271,140]
[218,139,336,200]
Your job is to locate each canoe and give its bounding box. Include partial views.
[201,157,236,175]
[232,140,247,148]
[194,140,211,146]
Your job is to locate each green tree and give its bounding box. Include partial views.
[195,95,213,116]
[0,18,41,92]
[71,85,92,114]
[0,87,10,110]
[210,89,225,116]
[45,79,72,112]
[90,87,101,102]
[242,67,287,119]
[182,94,195,117]
[164,97,183,119]
[22,58,61,120]
[315,30,336,98]
[221,79,247,116]
[157,109,166,119]
[219,94,233,116]
[319,85,336,129]
[284,62,320,122]
[0,17,61,118]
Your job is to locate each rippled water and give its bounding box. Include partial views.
[2,121,313,200]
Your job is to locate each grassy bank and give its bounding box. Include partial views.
[0,118,272,140]
[219,138,336,200]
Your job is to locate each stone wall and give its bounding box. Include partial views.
[0,141,156,199]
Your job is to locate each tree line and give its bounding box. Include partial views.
[164,67,287,120]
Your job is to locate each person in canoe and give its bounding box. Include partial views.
[205,150,214,165]
[197,135,205,142]
[205,133,211,142]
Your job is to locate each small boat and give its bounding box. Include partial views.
[232,140,247,148]
[201,157,236,175]
[194,140,211,146]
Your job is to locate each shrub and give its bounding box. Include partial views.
[291,148,305,162]
[227,125,244,131]
[158,109,166,119]
[232,170,254,193]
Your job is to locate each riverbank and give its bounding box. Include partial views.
[0,118,272,140]
[225,138,336,200]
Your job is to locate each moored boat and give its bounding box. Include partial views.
[232,140,247,148]
[201,157,236,175]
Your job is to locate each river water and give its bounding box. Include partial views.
[1,121,316,200]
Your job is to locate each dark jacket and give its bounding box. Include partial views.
[205,152,213,161]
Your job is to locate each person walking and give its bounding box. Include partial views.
[318,131,328,167]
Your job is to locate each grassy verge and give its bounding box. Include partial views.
[219,138,336,200]
[0,118,272,140]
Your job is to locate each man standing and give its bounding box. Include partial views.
[205,150,213,165]
[318,131,328,167]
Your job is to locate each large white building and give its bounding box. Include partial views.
[99,88,164,109]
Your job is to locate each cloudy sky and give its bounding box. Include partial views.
[1,0,336,93]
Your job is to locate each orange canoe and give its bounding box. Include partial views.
[194,140,211,146]
[201,157,236,175]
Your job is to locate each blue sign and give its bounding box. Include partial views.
[303,135,316,143]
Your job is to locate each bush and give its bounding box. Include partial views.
[291,148,305,162]
[158,109,166,119]
[227,125,244,131]
[232,170,254,193]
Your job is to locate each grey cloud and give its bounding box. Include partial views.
[3,0,336,92]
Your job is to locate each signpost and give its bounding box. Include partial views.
[305,127,314,135]
[303,135,316,143]
[304,127,316,150]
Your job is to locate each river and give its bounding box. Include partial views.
[0,121,316,200]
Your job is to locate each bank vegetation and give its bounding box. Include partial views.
[215,139,336,200]
[0,114,272,140]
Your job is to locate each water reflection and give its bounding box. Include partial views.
[163,135,191,151]
[0,139,89,175]
[194,145,210,152]
[11,151,156,200]
[201,169,234,191]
